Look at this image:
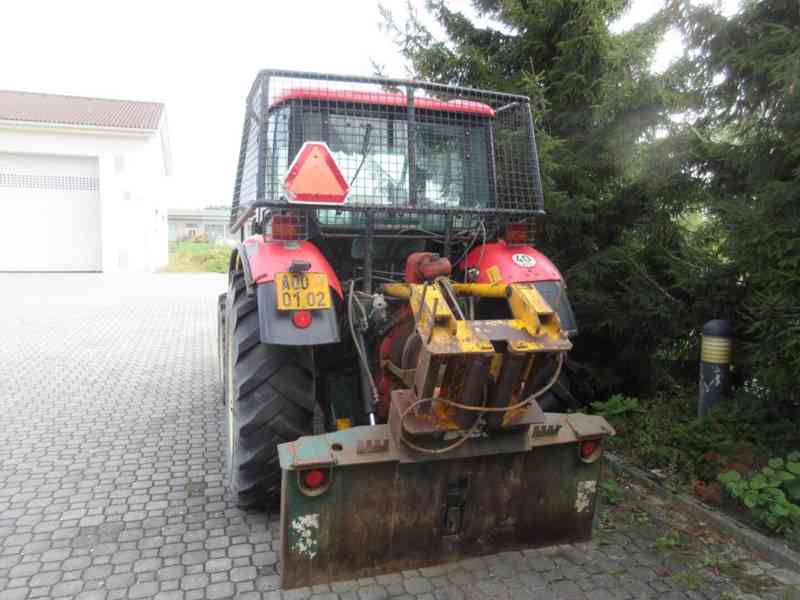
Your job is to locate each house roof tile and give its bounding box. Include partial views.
[0,89,163,130]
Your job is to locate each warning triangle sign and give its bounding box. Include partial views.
[283,142,349,204]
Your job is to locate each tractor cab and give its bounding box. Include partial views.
[232,72,545,240]
[266,88,494,226]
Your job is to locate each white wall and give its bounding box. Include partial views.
[0,122,170,272]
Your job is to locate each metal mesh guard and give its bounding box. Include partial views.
[231,70,545,232]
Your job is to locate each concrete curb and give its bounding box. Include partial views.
[605,451,800,573]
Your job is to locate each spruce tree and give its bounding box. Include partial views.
[678,0,800,403]
[382,0,706,397]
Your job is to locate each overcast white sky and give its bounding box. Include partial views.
[0,0,737,209]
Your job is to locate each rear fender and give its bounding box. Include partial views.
[461,239,563,284]
[232,237,342,346]
[241,237,343,296]
[461,240,578,336]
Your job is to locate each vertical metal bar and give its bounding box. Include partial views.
[524,104,545,212]
[486,122,498,208]
[406,86,417,207]
[288,101,303,161]
[230,105,251,233]
[363,211,374,295]
[256,75,270,202]
[268,103,281,201]
[443,215,452,260]
[358,211,376,425]
[321,107,330,144]
[358,333,377,426]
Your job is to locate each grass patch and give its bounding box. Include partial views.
[163,242,231,273]
[671,569,710,591]
[655,530,683,552]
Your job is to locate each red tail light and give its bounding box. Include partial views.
[292,310,312,329]
[271,214,299,241]
[304,469,326,489]
[505,222,529,245]
[580,439,599,459]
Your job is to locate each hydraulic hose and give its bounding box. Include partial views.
[348,280,380,424]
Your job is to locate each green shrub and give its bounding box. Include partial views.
[605,386,799,479]
[591,394,640,417]
[718,452,800,538]
[600,479,624,505]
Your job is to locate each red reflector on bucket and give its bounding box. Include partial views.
[304,469,326,489]
[580,440,598,459]
[284,142,349,205]
[292,310,312,329]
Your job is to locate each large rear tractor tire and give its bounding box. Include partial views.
[218,292,227,404]
[225,273,315,508]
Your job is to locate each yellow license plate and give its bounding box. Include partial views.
[275,272,331,310]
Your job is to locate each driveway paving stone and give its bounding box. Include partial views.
[0,273,798,599]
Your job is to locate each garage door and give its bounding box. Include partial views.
[0,152,101,271]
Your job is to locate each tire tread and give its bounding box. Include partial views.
[226,272,314,507]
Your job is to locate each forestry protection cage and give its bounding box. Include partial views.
[229,69,545,234]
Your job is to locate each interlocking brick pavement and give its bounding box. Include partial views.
[0,273,798,600]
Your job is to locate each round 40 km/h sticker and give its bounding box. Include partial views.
[511,253,537,268]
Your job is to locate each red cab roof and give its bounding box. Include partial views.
[271,88,495,117]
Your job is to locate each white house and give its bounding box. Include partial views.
[168,208,235,244]
[0,90,172,272]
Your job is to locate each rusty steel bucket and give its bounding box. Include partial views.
[277,412,613,589]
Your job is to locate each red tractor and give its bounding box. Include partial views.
[218,69,612,589]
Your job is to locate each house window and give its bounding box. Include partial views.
[184,223,199,240]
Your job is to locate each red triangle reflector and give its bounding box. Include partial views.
[283,142,349,205]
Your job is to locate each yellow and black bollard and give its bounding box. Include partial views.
[698,319,733,418]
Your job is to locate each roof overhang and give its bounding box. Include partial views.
[0,118,158,139]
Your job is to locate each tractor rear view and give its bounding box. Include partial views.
[218,69,613,589]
